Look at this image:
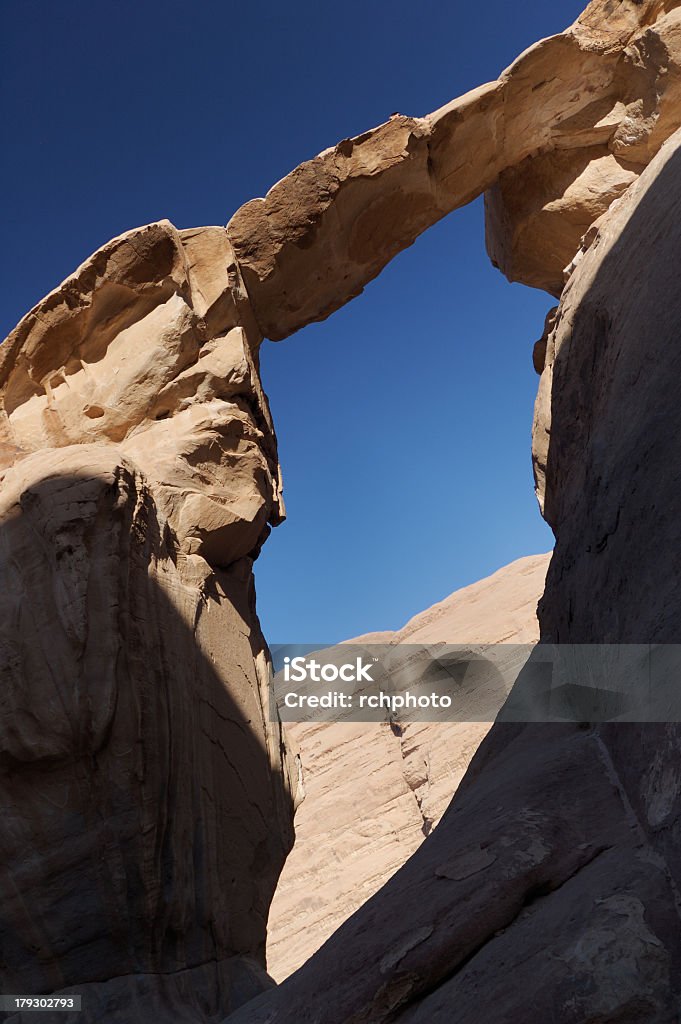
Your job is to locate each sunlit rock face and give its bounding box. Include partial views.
[0,221,284,564]
[0,222,295,1021]
[227,0,681,334]
[226,132,681,1024]
[5,0,681,1020]
[486,4,681,294]
[266,553,550,983]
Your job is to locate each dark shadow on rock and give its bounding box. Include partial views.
[0,462,294,1024]
[540,140,681,646]
[221,140,681,1024]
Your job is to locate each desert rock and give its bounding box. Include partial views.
[225,120,681,1024]
[266,554,550,982]
[0,224,295,1021]
[536,126,681,645]
[4,0,681,1019]
[227,0,681,337]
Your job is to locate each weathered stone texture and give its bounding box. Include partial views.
[0,224,295,1021]
[227,0,681,338]
[536,127,681,644]
[223,108,681,1024]
[6,0,681,1019]
[266,555,549,982]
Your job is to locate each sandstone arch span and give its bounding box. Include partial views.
[3,1,681,1020]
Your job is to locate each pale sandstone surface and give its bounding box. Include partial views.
[227,0,681,339]
[4,0,681,1020]
[267,554,549,982]
[535,126,681,645]
[223,132,681,1024]
[228,731,681,1023]
[0,221,284,564]
[391,553,551,646]
[0,224,296,1021]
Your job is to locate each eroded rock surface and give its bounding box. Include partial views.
[227,0,681,337]
[5,0,681,1019]
[223,125,681,1024]
[267,554,549,982]
[0,223,295,1021]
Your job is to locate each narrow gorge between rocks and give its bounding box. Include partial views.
[3,2,681,1021]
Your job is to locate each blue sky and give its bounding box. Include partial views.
[2,1,586,641]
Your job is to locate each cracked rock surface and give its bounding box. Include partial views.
[5,0,681,1019]
[266,554,549,982]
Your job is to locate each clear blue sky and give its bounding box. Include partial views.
[2,1,585,641]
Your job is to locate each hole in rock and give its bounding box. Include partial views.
[256,199,556,982]
[256,198,555,644]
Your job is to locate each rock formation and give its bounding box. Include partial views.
[267,554,549,982]
[4,0,681,1020]
[225,89,681,1024]
[228,0,681,335]
[0,224,296,1020]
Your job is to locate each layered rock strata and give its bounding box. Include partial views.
[267,554,549,982]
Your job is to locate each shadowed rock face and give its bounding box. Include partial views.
[267,554,550,983]
[4,0,681,1020]
[227,0,681,332]
[535,129,681,646]
[0,226,296,1020]
[223,127,681,1024]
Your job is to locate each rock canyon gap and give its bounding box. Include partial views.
[3,1,681,1021]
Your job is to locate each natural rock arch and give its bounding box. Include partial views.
[2,1,681,1020]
